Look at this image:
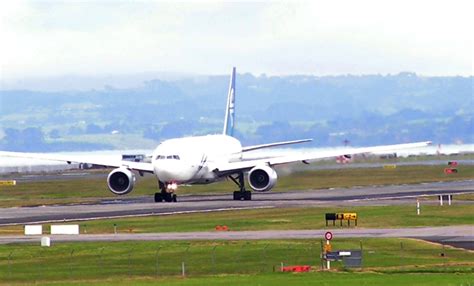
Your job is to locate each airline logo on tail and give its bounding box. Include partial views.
[223,67,236,137]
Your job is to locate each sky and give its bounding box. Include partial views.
[0,0,472,82]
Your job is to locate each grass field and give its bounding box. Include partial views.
[0,162,473,285]
[33,273,474,286]
[0,238,472,285]
[0,165,473,207]
[1,204,473,235]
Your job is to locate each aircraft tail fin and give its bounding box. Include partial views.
[223,67,236,136]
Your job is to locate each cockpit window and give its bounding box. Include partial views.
[173,155,180,160]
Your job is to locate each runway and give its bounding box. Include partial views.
[0,226,472,250]
[0,180,472,226]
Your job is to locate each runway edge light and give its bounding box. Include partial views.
[41,236,51,247]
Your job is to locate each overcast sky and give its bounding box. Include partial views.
[0,0,472,81]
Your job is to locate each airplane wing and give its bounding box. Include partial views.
[214,141,432,173]
[0,151,155,173]
[242,139,313,152]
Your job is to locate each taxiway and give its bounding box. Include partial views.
[0,180,472,226]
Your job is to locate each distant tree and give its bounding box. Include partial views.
[49,129,61,139]
[86,123,103,134]
[3,128,21,145]
[143,125,161,140]
[2,127,45,151]
[255,121,308,143]
[256,121,291,139]
[0,73,471,148]
[306,123,330,145]
[22,127,44,144]
[160,121,196,139]
[68,126,85,135]
[103,122,121,133]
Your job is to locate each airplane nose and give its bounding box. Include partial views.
[154,161,197,183]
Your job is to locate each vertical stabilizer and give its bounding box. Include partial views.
[223,67,236,136]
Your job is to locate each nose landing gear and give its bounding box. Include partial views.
[154,181,178,203]
[154,192,177,202]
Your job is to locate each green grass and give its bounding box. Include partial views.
[0,239,472,285]
[23,272,474,286]
[0,165,473,207]
[1,204,473,235]
[51,204,474,234]
[1,160,472,285]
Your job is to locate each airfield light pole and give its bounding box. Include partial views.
[326,240,330,269]
[182,245,190,277]
[324,232,333,270]
[416,199,420,215]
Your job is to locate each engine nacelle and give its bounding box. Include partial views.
[107,167,136,195]
[248,165,278,192]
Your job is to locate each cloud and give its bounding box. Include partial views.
[0,0,472,81]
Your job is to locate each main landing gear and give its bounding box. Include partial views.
[229,172,252,201]
[154,181,178,203]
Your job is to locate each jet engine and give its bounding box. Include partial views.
[107,167,136,195]
[248,165,277,192]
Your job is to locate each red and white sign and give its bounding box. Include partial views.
[325,231,333,241]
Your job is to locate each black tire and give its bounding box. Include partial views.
[164,193,173,202]
[233,191,242,200]
[172,194,177,202]
[243,191,252,201]
[154,193,163,202]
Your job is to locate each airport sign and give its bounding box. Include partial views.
[0,180,16,186]
[325,231,333,241]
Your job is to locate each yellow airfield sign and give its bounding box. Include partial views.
[0,180,17,186]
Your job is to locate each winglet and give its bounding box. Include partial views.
[223,67,236,136]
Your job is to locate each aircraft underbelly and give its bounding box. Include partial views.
[187,166,219,184]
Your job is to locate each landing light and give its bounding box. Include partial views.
[167,183,178,190]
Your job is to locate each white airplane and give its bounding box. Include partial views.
[0,67,431,202]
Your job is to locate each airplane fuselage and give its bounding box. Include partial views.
[152,134,242,185]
